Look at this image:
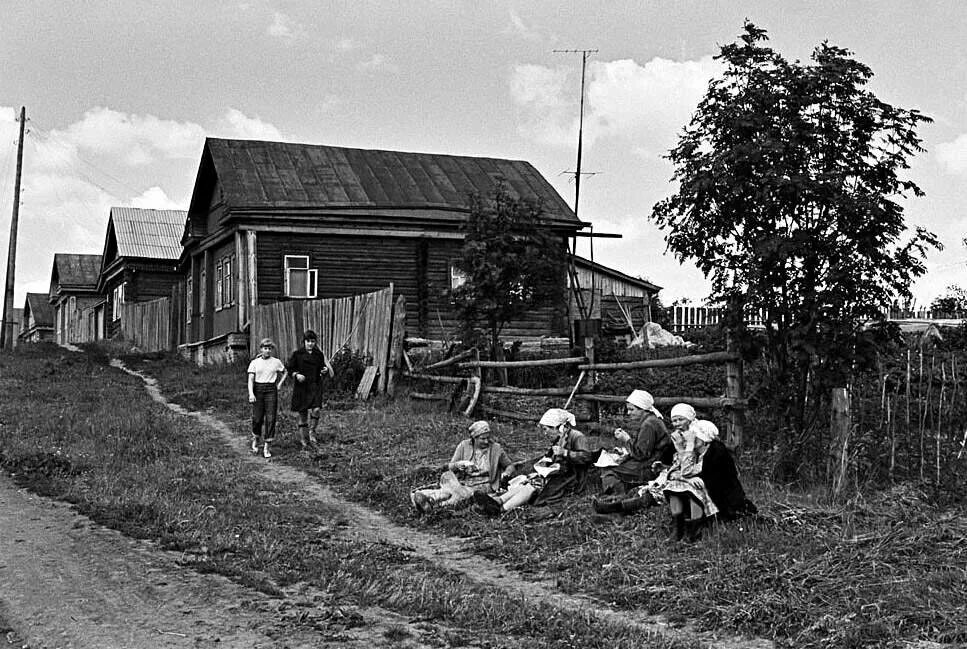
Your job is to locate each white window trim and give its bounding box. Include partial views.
[284,255,318,299]
[450,262,467,291]
[111,283,125,322]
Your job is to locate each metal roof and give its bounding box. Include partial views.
[109,207,187,259]
[25,293,53,325]
[571,255,663,293]
[200,138,579,224]
[52,253,102,289]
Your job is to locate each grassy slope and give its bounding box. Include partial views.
[0,344,686,649]
[4,344,965,648]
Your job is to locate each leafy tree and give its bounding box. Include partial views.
[652,23,939,469]
[453,184,565,357]
[930,285,967,315]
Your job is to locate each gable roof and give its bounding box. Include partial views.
[191,138,580,226]
[571,255,662,293]
[107,207,187,259]
[24,293,53,326]
[51,253,102,292]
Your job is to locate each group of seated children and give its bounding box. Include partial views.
[410,390,756,541]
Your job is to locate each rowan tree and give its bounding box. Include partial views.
[652,23,939,470]
[453,184,564,357]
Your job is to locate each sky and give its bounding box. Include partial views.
[2,1,966,311]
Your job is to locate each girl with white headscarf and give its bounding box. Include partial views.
[660,414,723,542]
[474,407,597,515]
[411,420,516,513]
[591,389,672,498]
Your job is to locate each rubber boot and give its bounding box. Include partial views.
[684,518,704,543]
[592,497,624,514]
[667,514,685,543]
[620,492,654,515]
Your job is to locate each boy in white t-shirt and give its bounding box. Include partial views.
[247,338,287,458]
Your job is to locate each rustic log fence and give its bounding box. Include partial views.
[405,347,746,446]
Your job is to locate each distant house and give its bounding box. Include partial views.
[49,253,102,345]
[96,207,188,339]
[19,293,54,343]
[569,255,662,337]
[179,138,582,356]
[5,307,23,347]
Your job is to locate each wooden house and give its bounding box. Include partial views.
[96,207,188,338]
[179,138,582,356]
[49,253,102,345]
[19,293,54,343]
[569,255,662,338]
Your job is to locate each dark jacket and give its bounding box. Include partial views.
[700,440,756,520]
[589,413,673,485]
[285,347,328,411]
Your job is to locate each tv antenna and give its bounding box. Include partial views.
[553,48,597,220]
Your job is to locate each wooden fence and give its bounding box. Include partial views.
[405,348,747,447]
[251,285,402,394]
[119,297,175,352]
[669,305,767,332]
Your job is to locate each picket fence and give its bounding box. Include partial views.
[670,305,767,332]
[119,297,174,352]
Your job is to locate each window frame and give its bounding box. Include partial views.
[283,254,318,299]
[111,282,125,322]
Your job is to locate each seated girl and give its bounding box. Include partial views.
[410,420,516,513]
[473,407,599,515]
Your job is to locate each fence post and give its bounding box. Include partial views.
[725,330,745,449]
[829,387,851,497]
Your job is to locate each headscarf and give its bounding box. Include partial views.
[468,420,491,438]
[539,408,576,428]
[690,419,720,443]
[670,403,697,423]
[626,389,663,419]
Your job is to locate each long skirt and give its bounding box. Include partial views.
[663,475,719,517]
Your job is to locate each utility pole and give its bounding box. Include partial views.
[1,106,26,350]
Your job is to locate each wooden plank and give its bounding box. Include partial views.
[579,351,739,371]
[376,285,392,393]
[356,366,378,400]
[459,357,586,369]
[386,294,407,395]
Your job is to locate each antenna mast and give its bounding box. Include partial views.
[553,48,597,219]
[1,106,26,350]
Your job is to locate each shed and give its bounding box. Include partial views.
[568,255,662,337]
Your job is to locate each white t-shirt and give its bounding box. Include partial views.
[247,356,286,383]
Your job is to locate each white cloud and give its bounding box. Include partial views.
[0,105,285,305]
[267,12,298,39]
[335,38,357,52]
[130,186,183,210]
[357,53,397,72]
[936,133,967,174]
[51,107,205,166]
[214,108,284,141]
[504,8,544,42]
[511,56,720,154]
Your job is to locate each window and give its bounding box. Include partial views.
[111,283,125,322]
[214,255,235,310]
[284,255,317,298]
[214,260,223,310]
[450,263,467,291]
[186,277,192,324]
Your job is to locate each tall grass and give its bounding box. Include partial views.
[0,344,693,649]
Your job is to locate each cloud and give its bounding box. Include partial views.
[47,107,205,167]
[334,38,357,52]
[130,186,183,210]
[267,12,299,39]
[357,53,397,72]
[936,133,967,174]
[504,8,545,42]
[214,108,284,141]
[511,56,720,154]
[0,106,285,305]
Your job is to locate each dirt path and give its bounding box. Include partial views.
[0,471,466,649]
[108,360,773,649]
